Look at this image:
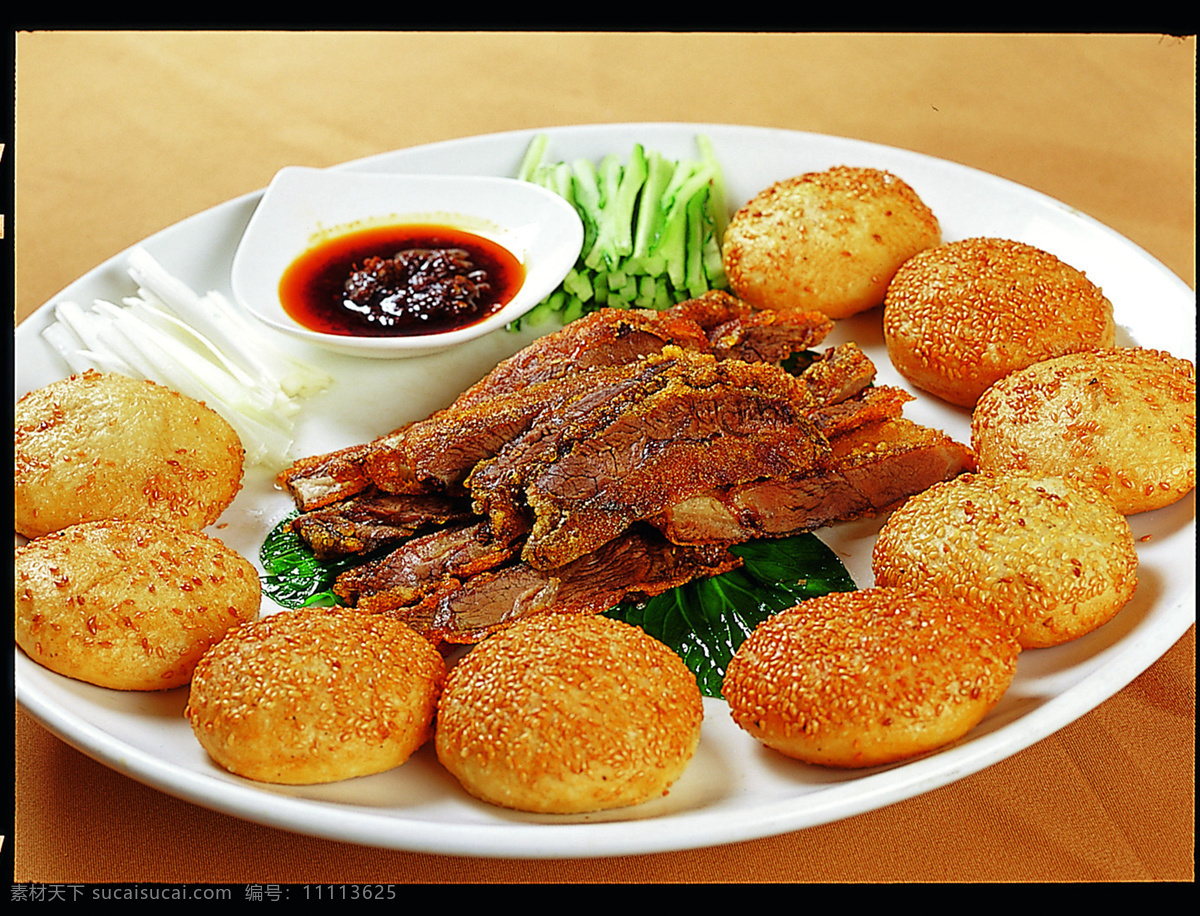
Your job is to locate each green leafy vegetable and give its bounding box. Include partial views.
[258,514,857,701]
[259,512,359,609]
[514,134,729,325]
[607,534,857,698]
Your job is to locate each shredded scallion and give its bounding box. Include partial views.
[40,247,333,468]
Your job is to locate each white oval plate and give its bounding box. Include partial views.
[230,166,583,358]
[14,123,1195,858]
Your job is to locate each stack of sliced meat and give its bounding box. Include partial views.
[278,291,974,644]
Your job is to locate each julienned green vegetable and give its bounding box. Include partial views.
[260,510,855,699]
[514,134,730,325]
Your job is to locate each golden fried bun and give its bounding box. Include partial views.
[722,587,1020,768]
[722,165,941,319]
[186,607,445,785]
[14,371,244,538]
[15,519,260,690]
[971,347,1196,514]
[435,613,703,814]
[872,473,1138,648]
[883,237,1115,407]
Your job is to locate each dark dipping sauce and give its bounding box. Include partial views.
[279,224,525,338]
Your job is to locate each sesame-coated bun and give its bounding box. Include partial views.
[971,347,1196,514]
[15,519,260,690]
[883,238,1115,407]
[722,166,941,319]
[14,371,244,539]
[872,473,1138,648]
[435,613,703,814]
[722,587,1019,768]
[186,607,446,785]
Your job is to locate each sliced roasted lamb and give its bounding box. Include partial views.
[275,292,835,509]
[276,426,409,512]
[708,308,837,363]
[333,520,516,611]
[470,347,834,571]
[465,348,691,542]
[362,360,650,496]
[287,489,473,560]
[351,416,974,642]
[449,301,716,409]
[367,343,867,503]
[274,305,708,506]
[412,525,743,644]
[653,417,976,545]
[808,384,915,438]
[792,342,877,405]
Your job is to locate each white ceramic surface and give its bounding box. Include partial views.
[14,123,1196,858]
[229,166,583,357]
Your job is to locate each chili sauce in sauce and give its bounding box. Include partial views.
[279,224,525,338]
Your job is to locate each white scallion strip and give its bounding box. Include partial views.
[38,250,334,468]
[125,297,263,392]
[40,318,103,376]
[127,247,333,398]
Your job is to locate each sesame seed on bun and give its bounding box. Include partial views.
[15,519,260,690]
[722,587,1020,768]
[14,370,244,539]
[971,347,1196,513]
[435,613,703,814]
[872,472,1139,648]
[883,238,1115,407]
[723,166,941,319]
[186,607,446,785]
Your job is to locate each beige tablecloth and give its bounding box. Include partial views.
[12,31,1196,884]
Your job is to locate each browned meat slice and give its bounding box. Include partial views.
[274,303,707,505]
[368,339,867,500]
[708,308,836,363]
[276,426,409,511]
[333,520,516,612]
[794,343,877,405]
[276,307,692,503]
[411,526,743,644]
[287,489,472,560]
[279,297,837,510]
[662,290,835,363]
[450,304,715,409]
[465,349,688,541]
[809,384,914,437]
[447,291,832,409]
[362,361,649,495]
[657,289,757,330]
[471,347,832,570]
[653,418,976,544]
